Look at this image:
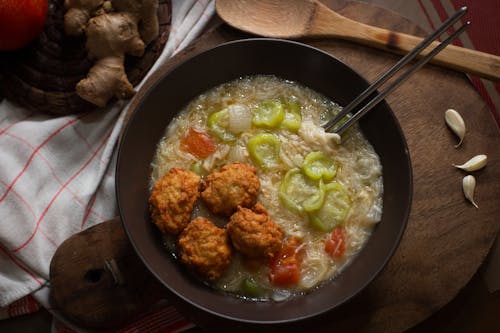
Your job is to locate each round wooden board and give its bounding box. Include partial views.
[50,218,165,329]
[122,1,500,332]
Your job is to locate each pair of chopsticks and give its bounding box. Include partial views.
[324,7,470,135]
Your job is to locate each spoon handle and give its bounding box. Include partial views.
[311,1,500,81]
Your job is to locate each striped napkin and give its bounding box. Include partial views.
[0,0,214,331]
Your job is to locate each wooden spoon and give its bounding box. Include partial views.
[216,0,500,81]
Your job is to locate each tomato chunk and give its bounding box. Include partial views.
[269,238,302,286]
[325,227,345,259]
[180,128,216,159]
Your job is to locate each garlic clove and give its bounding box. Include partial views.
[445,109,466,148]
[462,175,478,208]
[453,154,488,172]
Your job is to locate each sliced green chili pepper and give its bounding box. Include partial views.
[248,133,280,169]
[302,179,325,212]
[280,100,302,131]
[320,104,343,124]
[189,161,205,176]
[240,277,267,298]
[302,151,338,181]
[207,109,236,142]
[279,168,322,215]
[252,99,285,128]
[308,181,351,232]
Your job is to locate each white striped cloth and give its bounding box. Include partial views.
[0,0,215,316]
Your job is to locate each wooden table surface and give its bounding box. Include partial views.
[49,1,500,332]
[125,1,500,331]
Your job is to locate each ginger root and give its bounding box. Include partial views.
[113,0,159,45]
[64,0,159,107]
[64,0,104,36]
[76,12,145,107]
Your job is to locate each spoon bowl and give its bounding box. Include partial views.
[215,0,500,81]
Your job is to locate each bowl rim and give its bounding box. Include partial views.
[116,37,413,325]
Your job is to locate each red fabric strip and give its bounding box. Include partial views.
[7,295,40,318]
[450,0,500,106]
[117,305,192,333]
[418,0,437,30]
[430,0,463,44]
[428,0,499,125]
[470,77,500,125]
[450,0,500,56]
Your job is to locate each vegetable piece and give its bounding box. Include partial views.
[252,100,285,128]
[64,0,103,36]
[453,154,487,172]
[207,109,236,142]
[190,161,205,176]
[444,108,466,148]
[302,179,325,212]
[228,104,252,134]
[280,100,302,131]
[241,277,267,298]
[308,182,351,231]
[299,120,341,149]
[302,151,338,181]
[112,0,160,45]
[299,256,328,289]
[180,127,216,159]
[248,133,280,169]
[269,238,302,287]
[325,227,345,258]
[320,103,343,124]
[278,168,321,214]
[64,0,160,107]
[462,175,478,208]
[75,12,146,107]
[0,0,48,51]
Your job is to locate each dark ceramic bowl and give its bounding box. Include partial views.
[116,38,412,325]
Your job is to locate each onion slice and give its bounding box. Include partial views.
[228,104,252,133]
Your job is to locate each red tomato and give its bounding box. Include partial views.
[325,227,345,259]
[269,238,302,287]
[180,127,217,159]
[0,0,48,51]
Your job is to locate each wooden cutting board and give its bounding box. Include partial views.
[50,1,500,332]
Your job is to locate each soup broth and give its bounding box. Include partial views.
[151,75,383,300]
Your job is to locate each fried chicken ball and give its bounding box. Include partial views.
[227,203,284,260]
[201,163,260,216]
[178,217,232,281]
[149,168,201,235]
